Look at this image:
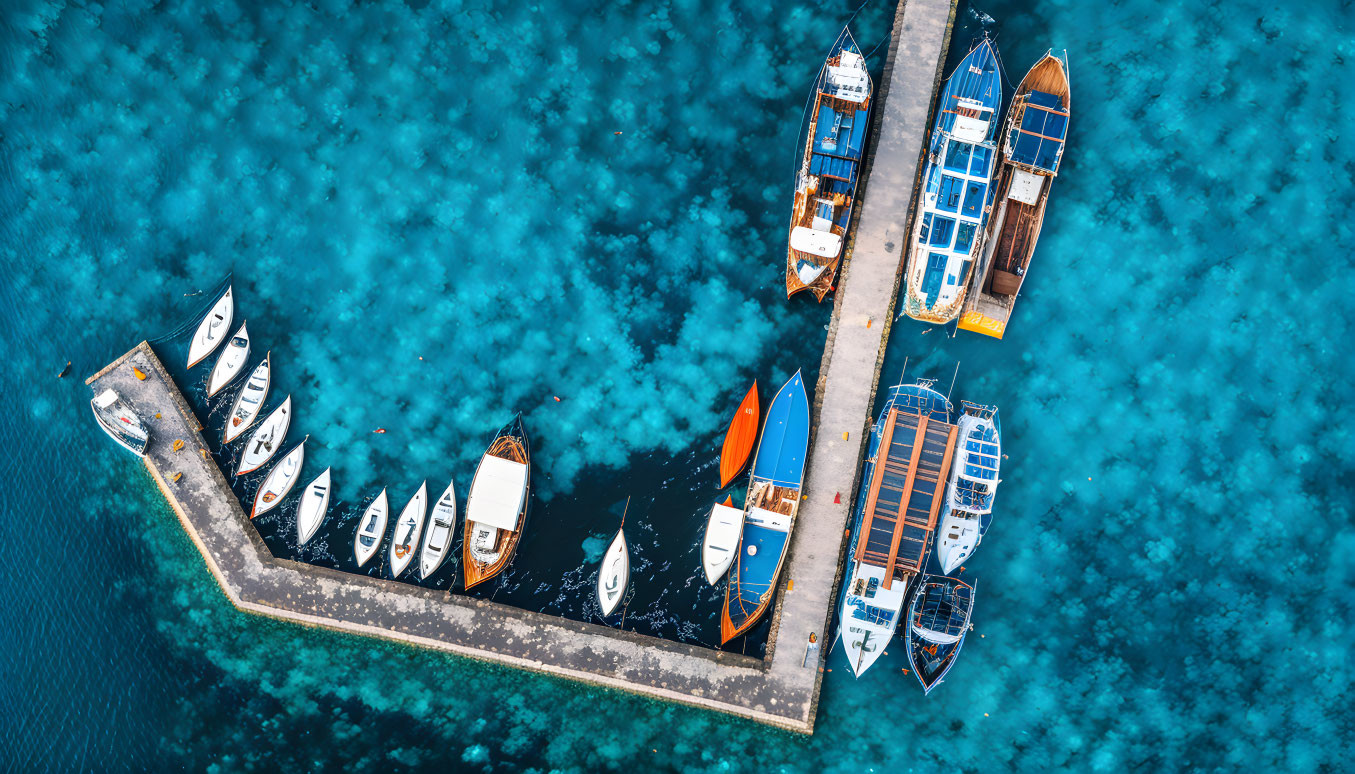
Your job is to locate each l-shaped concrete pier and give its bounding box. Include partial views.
[86,0,955,734]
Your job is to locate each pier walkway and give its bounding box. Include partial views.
[86,0,954,735]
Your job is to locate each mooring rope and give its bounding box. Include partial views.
[148,271,234,345]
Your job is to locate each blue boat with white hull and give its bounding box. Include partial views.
[836,376,957,676]
[904,37,1003,324]
[785,27,873,302]
[720,371,810,644]
[935,401,1002,573]
[905,574,976,694]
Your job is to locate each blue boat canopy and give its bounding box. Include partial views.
[751,371,810,488]
[1008,90,1068,173]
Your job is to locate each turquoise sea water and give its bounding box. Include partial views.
[3,0,1353,769]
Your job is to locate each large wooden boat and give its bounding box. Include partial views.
[836,376,957,677]
[785,28,873,302]
[462,414,531,590]
[903,37,1002,324]
[720,371,810,644]
[959,51,1071,338]
[718,382,759,488]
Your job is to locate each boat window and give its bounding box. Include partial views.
[962,182,985,217]
[944,142,971,173]
[937,176,962,213]
[918,212,932,244]
[954,222,977,254]
[865,576,879,599]
[970,145,992,176]
[929,216,955,248]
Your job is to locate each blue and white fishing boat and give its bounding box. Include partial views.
[720,370,810,644]
[785,27,873,302]
[960,51,1071,338]
[905,574,975,694]
[904,37,1003,324]
[837,376,956,676]
[935,402,1001,573]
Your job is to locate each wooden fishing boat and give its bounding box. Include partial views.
[251,437,307,519]
[419,480,457,580]
[701,495,743,585]
[295,467,332,546]
[90,388,149,457]
[786,28,873,302]
[721,371,811,644]
[718,382,759,488]
[906,575,976,694]
[903,37,1003,324]
[389,481,428,579]
[187,286,234,368]
[237,396,292,475]
[959,51,1070,338]
[223,353,271,444]
[207,322,250,397]
[353,488,390,568]
[836,375,957,677]
[462,414,531,590]
[596,501,630,616]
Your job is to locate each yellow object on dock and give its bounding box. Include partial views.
[171,439,185,452]
[133,366,147,380]
[171,472,182,483]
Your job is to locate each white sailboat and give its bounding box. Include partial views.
[296,467,332,546]
[596,505,630,617]
[419,480,457,579]
[223,353,271,444]
[207,322,250,397]
[187,286,234,368]
[237,396,292,475]
[389,481,428,578]
[353,488,390,568]
[252,437,307,518]
[701,496,743,585]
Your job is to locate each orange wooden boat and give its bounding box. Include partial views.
[719,382,759,488]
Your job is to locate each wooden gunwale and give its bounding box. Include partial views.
[882,416,928,589]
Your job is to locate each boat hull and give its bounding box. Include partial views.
[353,489,389,568]
[596,527,629,616]
[718,382,759,488]
[187,286,234,368]
[420,481,457,580]
[389,482,428,579]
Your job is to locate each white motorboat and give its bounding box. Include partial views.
[187,285,234,368]
[207,322,250,397]
[252,436,306,519]
[90,388,149,457]
[700,496,743,585]
[419,480,457,580]
[237,396,292,475]
[596,523,630,616]
[296,467,332,546]
[353,488,390,568]
[389,481,428,578]
[936,402,1001,573]
[223,353,271,444]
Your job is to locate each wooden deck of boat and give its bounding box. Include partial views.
[853,409,957,588]
[84,0,957,736]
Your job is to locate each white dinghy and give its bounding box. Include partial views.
[187,286,234,368]
[252,436,307,519]
[207,322,250,398]
[389,481,428,579]
[419,480,457,580]
[224,353,271,444]
[353,488,390,568]
[237,396,292,475]
[701,496,744,585]
[596,498,632,617]
[90,388,150,457]
[296,467,332,546]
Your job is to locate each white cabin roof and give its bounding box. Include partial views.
[951,99,991,144]
[827,51,870,103]
[466,454,528,531]
[746,506,791,532]
[790,226,842,259]
[1008,168,1045,206]
[94,389,119,408]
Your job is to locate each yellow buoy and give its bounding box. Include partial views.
[171,472,183,483]
[132,367,147,380]
[171,439,185,452]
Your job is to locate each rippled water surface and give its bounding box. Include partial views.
[3,0,1352,769]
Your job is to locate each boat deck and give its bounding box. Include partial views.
[84,0,958,735]
[853,408,957,587]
